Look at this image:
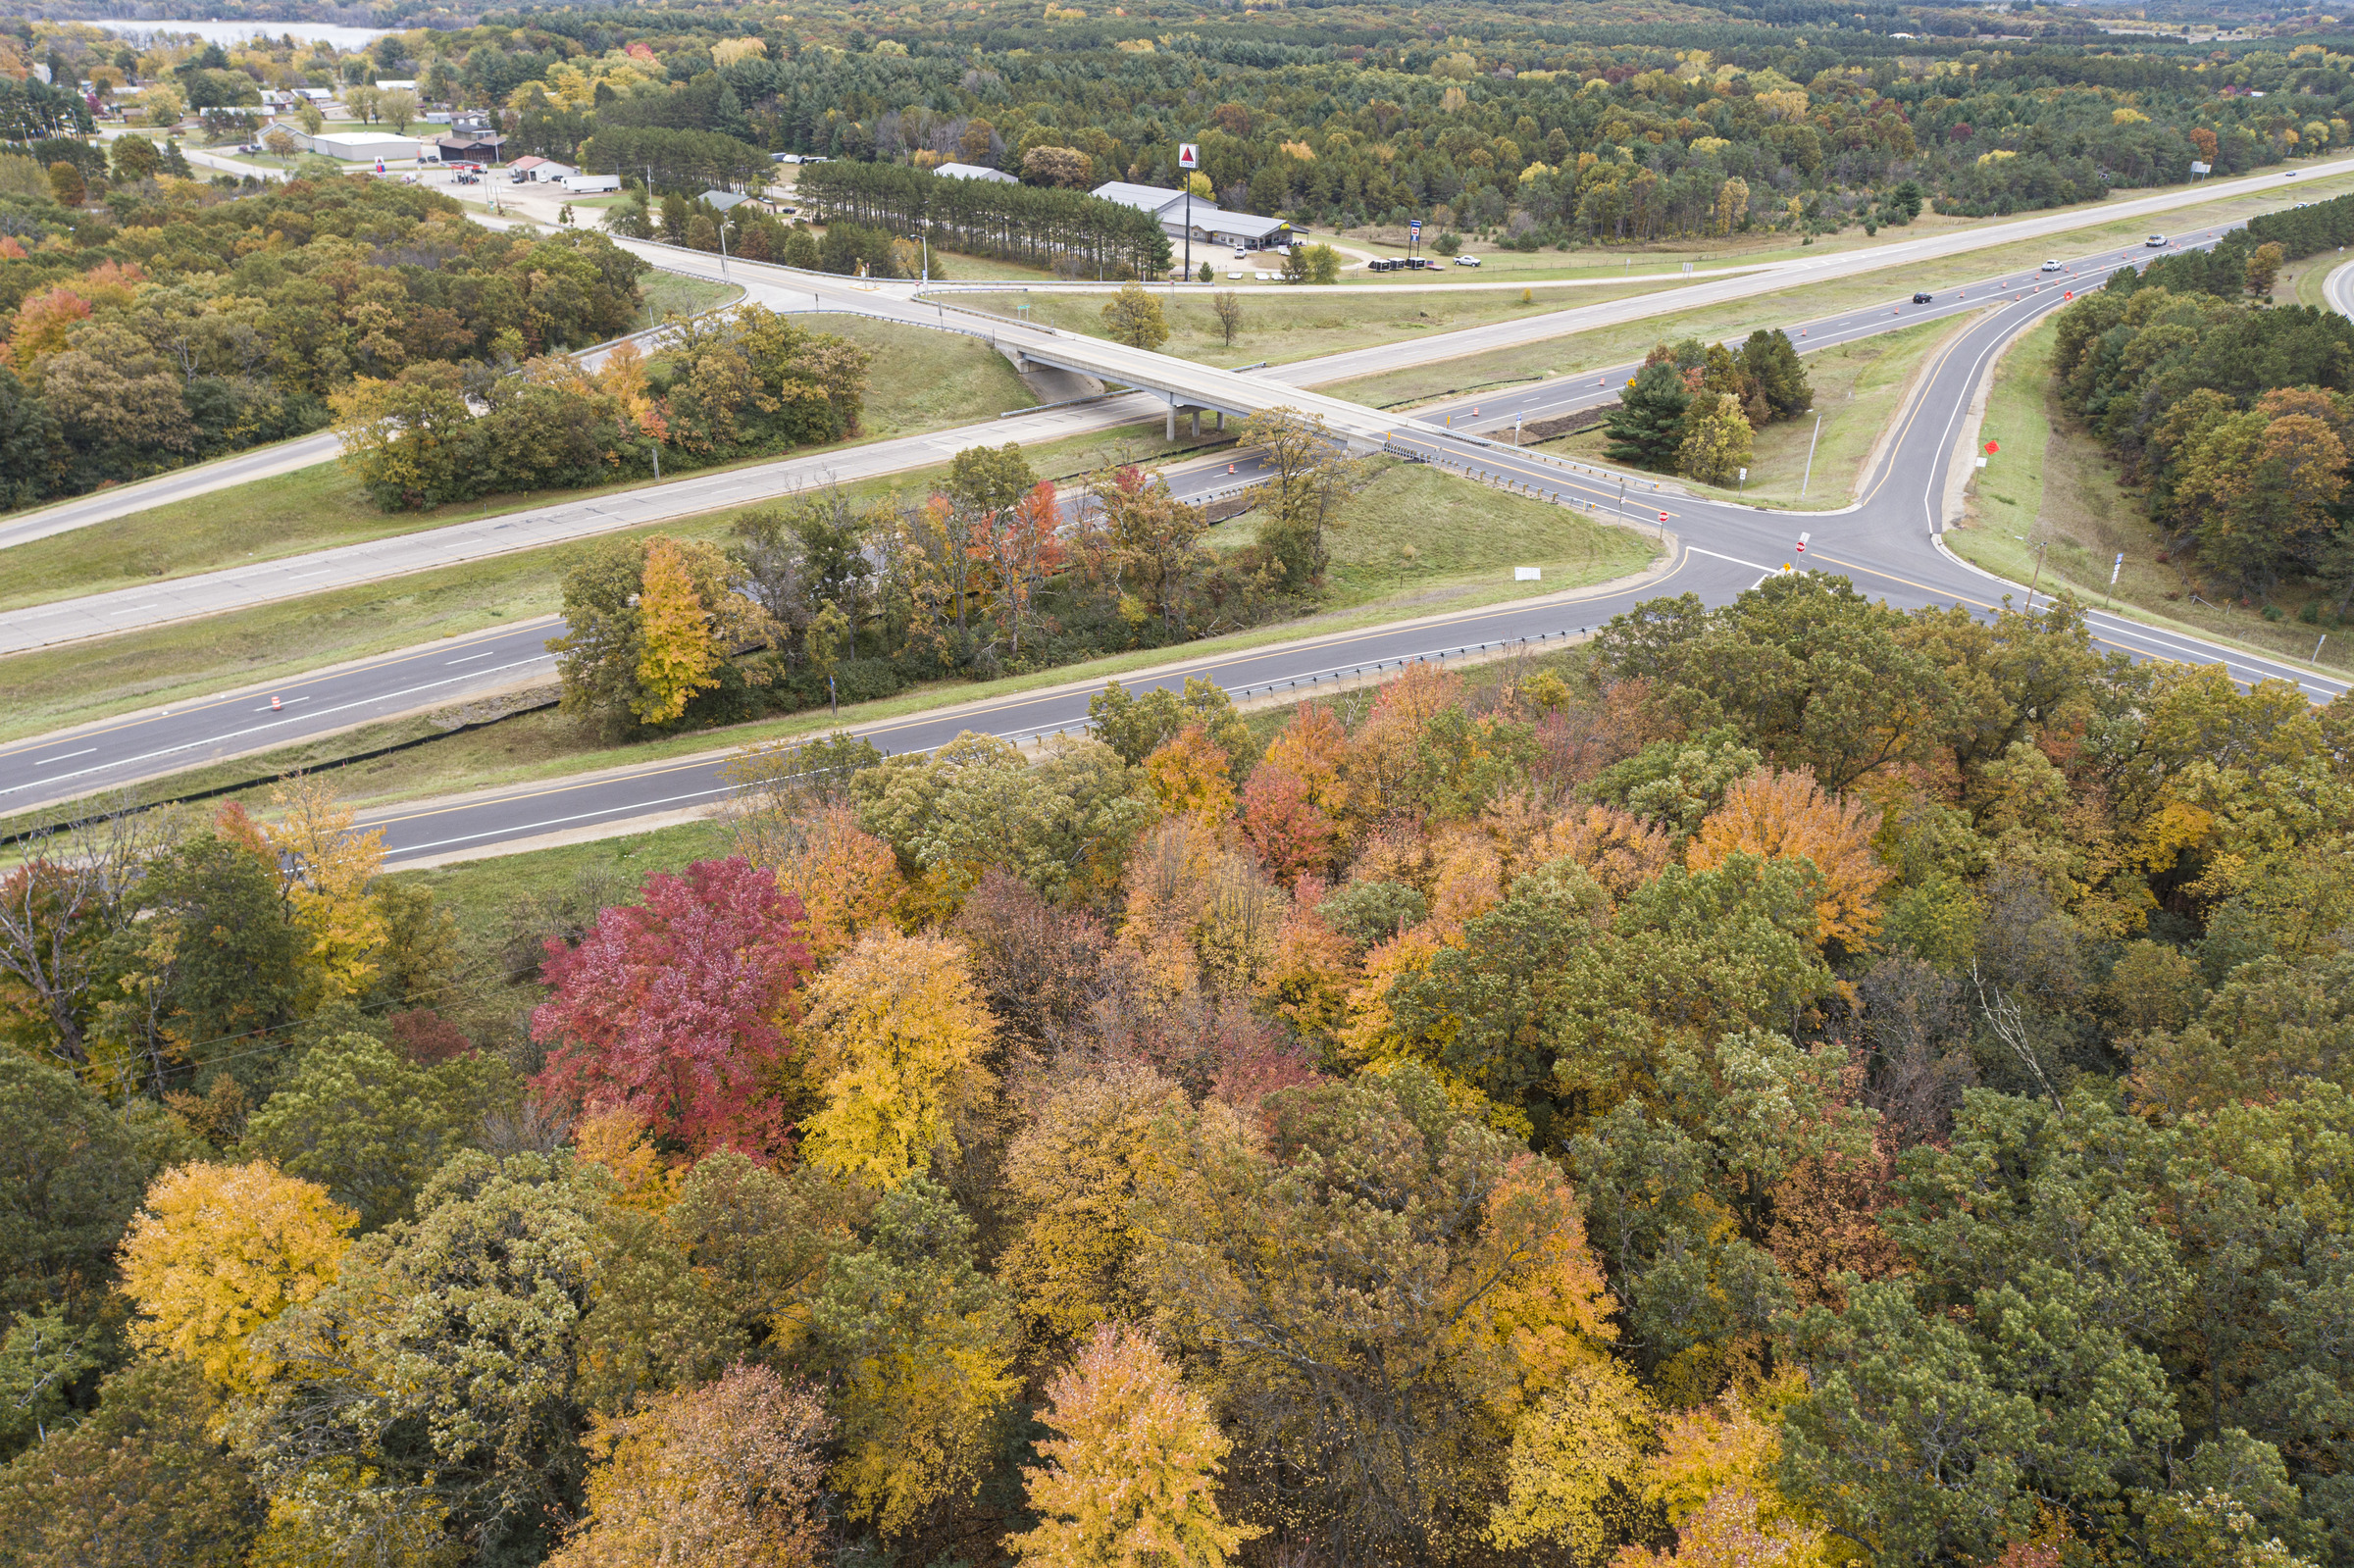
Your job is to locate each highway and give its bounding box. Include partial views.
[3,203,2345,845]
[0,219,2224,815]
[336,275,2348,867]
[0,217,2228,657]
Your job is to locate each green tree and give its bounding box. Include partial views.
[1134,1063,1634,1565]
[1100,282,1169,349]
[806,1176,1022,1540]
[1238,406,1356,590]
[1087,676,1253,770]
[243,1032,516,1231]
[1603,360,1691,471]
[243,1151,607,1562]
[783,227,820,269]
[0,1357,262,1568]
[1676,391,1754,486]
[0,1056,168,1326]
[1738,329,1813,421]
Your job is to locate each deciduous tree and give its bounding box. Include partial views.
[1100,282,1169,348]
[532,857,813,1157]
[797,930,998,1189]
[551,1364,832,1568]
[1009,1321,1255,1568]
[118,1160,355,1397]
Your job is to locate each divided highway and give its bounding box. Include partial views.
[3,206,2345,847]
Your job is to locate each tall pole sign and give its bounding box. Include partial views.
[1178,143,1199,281]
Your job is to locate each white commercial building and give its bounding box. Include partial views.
[291,128,416,162]
[935,161,1016,184]
[1089,179,1291,251]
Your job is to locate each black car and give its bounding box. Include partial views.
[1912,291,1933,304]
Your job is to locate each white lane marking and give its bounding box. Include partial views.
[253,697,309,712]
[0,655,557,800]
[1687,545,1784,576]
[34,748,94,766]
[446,650,496,663]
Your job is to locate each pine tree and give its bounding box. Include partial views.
[1740,329,1814,421]
[1603,360,1691,470]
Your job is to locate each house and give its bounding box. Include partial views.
[699,189,753,211]
[292,127,416,162]
[508,155,576,182]
[435,130,506,164]
[372,78,418,93]
[295,87,336,105]
[935,161,1016,184]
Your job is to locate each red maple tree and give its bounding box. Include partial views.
[531,857,813,1157]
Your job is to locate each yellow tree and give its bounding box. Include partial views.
[1100,282,1169,349]
[262,779,389,1013]
[1008,1322,1257,1568]
[117,1160,356,1397]
[750,800,905,962]
[1143,725,1238,824]
[797,930,998,1188]
[1687,767,1889,951]
[999,1065,1190,1341]
[1611,1374,1832,1567]
[635,536,720,725]
[551,1364,833,1568]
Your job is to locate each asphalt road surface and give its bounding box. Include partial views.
[3,220,2342,838]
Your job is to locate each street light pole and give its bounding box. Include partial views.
[1799,412,1822,498]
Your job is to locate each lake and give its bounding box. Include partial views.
[90,18,393,50]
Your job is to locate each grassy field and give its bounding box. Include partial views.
[1947,318,2352,678]
[1245,458,1658,605]
[2276,248,2348,310]
[1312,166,2354,405]
[384,817,739,947]
[1537,314,1961,510]
[0,418,1234,744]
[635,272,740,328]
[0,314,1039,617]
[19,462,1657,821]
[953,278,1683,369]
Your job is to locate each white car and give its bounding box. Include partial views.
[2039,259,2066,273]
[1454,254,1481,266]
[2145,233,2168,247]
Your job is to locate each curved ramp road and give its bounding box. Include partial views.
[331,287,2342,867]
[0,218,2233,656]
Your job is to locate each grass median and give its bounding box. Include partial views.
[1535,314,1962,511]
[0,418,1236,745]
[12,462,1656,823]
[951,278,1685,369]
[1947,317,2352,678]
[1312,166,2354,406]
[0,312,1041,617]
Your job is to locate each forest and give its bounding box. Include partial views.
[2051,187,2354,610]
[323,4,2354,244]
[3,574,2350,1568]
[0,172,646,506]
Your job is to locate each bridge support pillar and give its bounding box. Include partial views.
[1190,408,1201,437]
[1166,404,1176,440]
[1216,410,1225,431]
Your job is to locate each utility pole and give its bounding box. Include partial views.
[1798,412,1822,497]
[2023,537,2048,613]
[717,205,731,281]
[1616,475,1626,527]
[1179,140,1200,283]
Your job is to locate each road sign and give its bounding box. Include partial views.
[1984,439,2000,454]
[1409,218,1422,233]
[2110,551,2124,586]
[1795,531,1811,554]
[1179,143,1200,169]
[1659,510,1669,524]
